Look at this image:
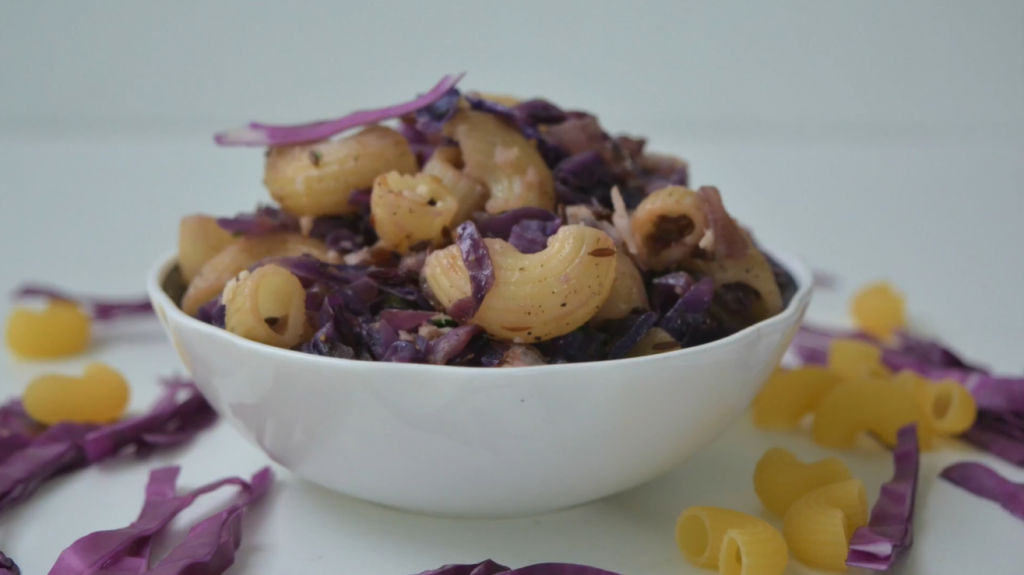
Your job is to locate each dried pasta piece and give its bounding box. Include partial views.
[422,146,488,226]
[812,379,934,449]
[442,110,555,214]
[630,186,707,270]
[423,225,617,342]
[264,126,417,216]
[6,301,90,359]
[828,338,890,381]
[370,171,458,253]
[783,479,868,571]
[178,215,235,283]
[754,448,853,516]
[676,506,788,575]
[753,367,843,429]
[223,264,307,348]
[590,252,649,322]
[850,281,905,340]
[23,362,129,425]
[625,327,680,357]
[181,234,332,316]
[897,371,977,436]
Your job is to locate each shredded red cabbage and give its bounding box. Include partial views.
[215,205,299,236]
[847,423,920,570]
[507,219,562,254]
[48,465,271,575]
[940,461,1024,521]
[0,377,215,516]
[379,310,436,332]
[13,284,153,322]
[214,74,464,147]
[0,552,18,575]
[416,561,622,575]
[453,221,494,320]
[425,325,485,365]
[84,377,217,462]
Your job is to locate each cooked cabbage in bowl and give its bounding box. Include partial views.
[170,74,796,367]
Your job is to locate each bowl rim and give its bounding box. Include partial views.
[147,246,813,375]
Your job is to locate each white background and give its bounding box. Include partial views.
[0,2,1022,574]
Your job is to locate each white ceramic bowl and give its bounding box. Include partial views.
[147,249,812,517]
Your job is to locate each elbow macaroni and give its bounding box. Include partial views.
[370,172,458,253]
[827,338,890,381]
[264,126,418,216]
[782,479,868,571]
[422,146,488,225]
[753,367,842,429]
[753,448,853,517]
[223,264,308,349]
[897,371,977,435]
[178,215,235,283]
[812,378,934,449]
[630,186,708,270]
[590,252,649,322]
[676,506,788,575]
[442,110,555,214]
[6,301,91,359]
[422,225,618,341]
[685,238,783,321]
[181,233,333,316]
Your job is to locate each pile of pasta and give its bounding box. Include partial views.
[178,76,796,366]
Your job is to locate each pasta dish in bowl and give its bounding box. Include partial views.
[147,74,812,516]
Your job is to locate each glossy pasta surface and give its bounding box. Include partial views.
[753,448,852,516]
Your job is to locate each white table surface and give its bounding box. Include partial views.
[0,127,1022,574]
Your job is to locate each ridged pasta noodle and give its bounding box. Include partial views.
[676,506,788,575]
[590,251,649,322]
[370,171,458,253]
[828,338,890,381]
[422,146,488,226]
[422,225,618,341]
[753,448,853,517]
[181,234,332,316]
[812,378,934,449]
[442,110,555,214]
[897,371,977,435]
[626,327,680,357]
[782,479,868,571]
[630,186,708,270]
[223,264,307,348]
[178,215,235,283]
[264,126,417,216]
[684,236,783,321]
[753,367,843,429]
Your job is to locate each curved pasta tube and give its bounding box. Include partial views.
[442,110,555,214]
[812,378,934,449]
[685,237,783,321]
[590,252,649,322]
[181,234,332,316]
[630,186,708,270]
[828,338,890,381]
[897,371,977,435]
[371,172,458,253]
[422,225,617,342]
[753,448,853,517]
[422,146,488,226]
[264,126,417,216]
[178,215,235,283]
[223,264,307,348]
[676,506,788,575]
[782,479,868,571]
[753,367,843,429]
[626,327,680,357]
